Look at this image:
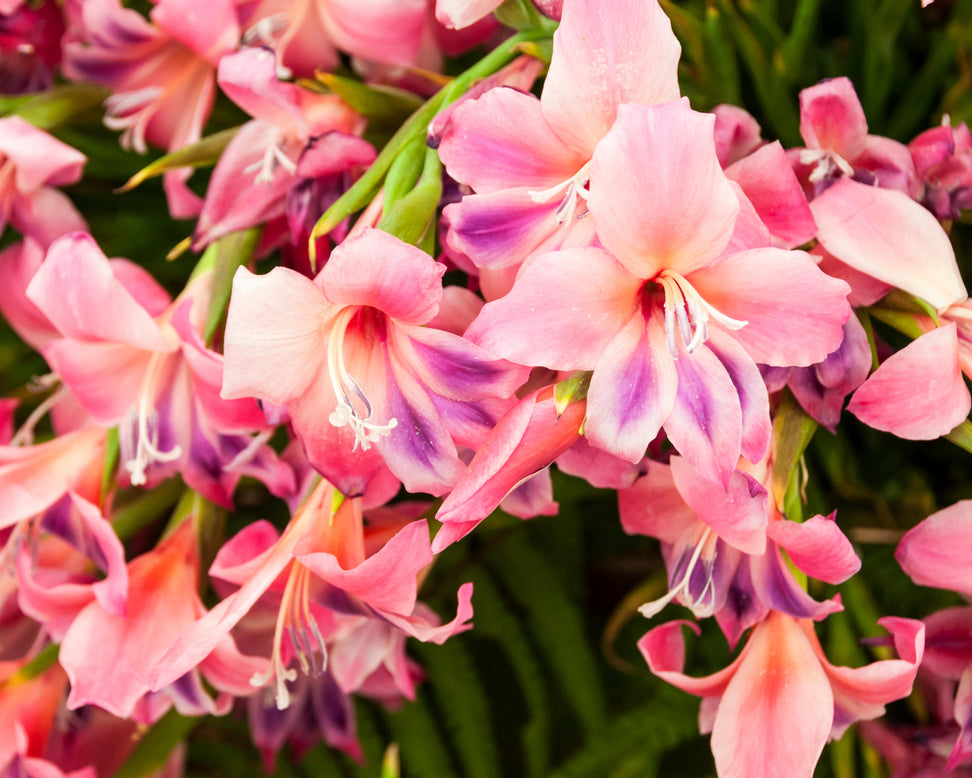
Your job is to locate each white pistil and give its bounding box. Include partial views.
[123,354,182,486]
[657,270,748,358]
[326,307,397,451]
[799,147,855,184]
[244,137,297,186]
[639,527,717,620]
[9,375,63,447]
[527,162,591,226]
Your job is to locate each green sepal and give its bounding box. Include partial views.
[119,127,238,192]
[313,73,423,122]
[378,145,443,247]
[6,83,109,129]
[111,708,199,778]
[382,136,426,209]
[188,226,262,346]
[493,0,545,31]
[101,427,120,503]
[5,642,59,685]
[111,478,185,543]
[771,390,818,514]
[867,307,926,340]
[946,419,972,454]
[380,744,402,778]
[554,371,591,417]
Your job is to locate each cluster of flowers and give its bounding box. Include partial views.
[1,0,971,775]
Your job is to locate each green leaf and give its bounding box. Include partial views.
[386,685,457,777]
[490,534,608,734]
[101,427,120,503]
[771,390,818,513]
[112,709,199,778]
[119,128,238,192]
[703,4,742,106]
[8,83,109,129]
[111,478,185,542]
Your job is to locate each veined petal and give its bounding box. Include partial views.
[896,500,972,596]
[811,177,967,311]
[586,311,677,463]
[664,342,742,488]
[467,247,639,370]
[438,88,585,193]
[319,229,444,324]
[711,612,833,778]
[847,324,970,440]
[221,265,327,404]
[540,0,680,155]
[588,101,739,278]
[690,247,851,367]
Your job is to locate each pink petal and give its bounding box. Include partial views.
[26,233,170,351]
[221,265,327,405]
[0,115,86,192]
[638,620,740,698]
[319,229,444,324]
[725,142,817,248]
[435,0,502,28]
[466,247,639,371]
[766,513,860,584]
[438,88,585,193]
[670,456,767,555]
[811,177,967,310]
[588,101,739,279]
[799,77,868,159]
[150,0,238,60]
[215,47,304,126]
[586,311,677,463]
[540,0,681,155]
[711,612,833,778]
[896,499,972,596]
[847,324,971,440]
[617,464,697,543]
[321,0,426,67]
[691,247,851,367]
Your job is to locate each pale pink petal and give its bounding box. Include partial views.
[0,239,57,351]
[540,0,680,154]
[322,0,426,66]
[319,229,444,324]
[766,513,860,584]
[10,187,88,248]
[799,77,868,159]
[670,456,767,555]
[725,142,816,248]
[811,177,967,310]
[588,101,739,278]
[435,0,501,28]
[26,233,170,351]
[438,88,585,193]
[108,259,171,317]
[949,664,972,770]
[71,494,129,618]
[586,312,677,462]
[617,464,696,543]
[0,116,86,191]
[221,266,327,404]
[712,104,763,167]
[847,324,970,440]
[896,499,972,596]
[691,247,851,367]
[466,247,639,370]
[150,0,238,60]
[711,612,833,778]
[216,48,304,127]
[380,581,474,644]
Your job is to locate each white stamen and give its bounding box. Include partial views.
[123,354,183,486]
[639,527,717,620]
[326,308,397,451]
[527,162,591,226]
[657,270,747,358]
[799,147,855,184]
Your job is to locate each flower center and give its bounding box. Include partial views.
[655,270,747,358]
[122,353,183,486]
[798,147,855,184]
[326,307,397,451]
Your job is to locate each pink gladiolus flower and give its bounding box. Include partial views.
[640,611,924,778]
[148,478,473,711]
[909,119,972,219]
[468,101,851,484]
[438,0,681,269]
[26,232,293,506]
[0,0,65,94]
[193,47,367,250]
[222,227,528,497]
[0,117,86,247]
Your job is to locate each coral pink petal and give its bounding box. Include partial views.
[711,613,833,778]
[638,620,740,698]
[617,464,696,542]
[0,115,86,191]
[766,513,860,584]
[811,177,967,310]
[848,324,970,440]
[541,0,680,154]
[896,499,972,596]
[588,101,738,278]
